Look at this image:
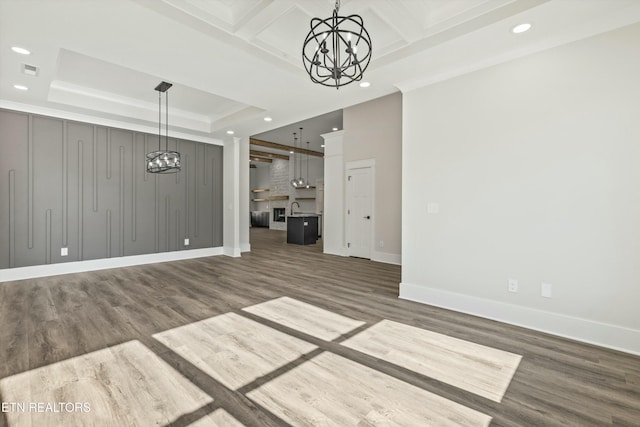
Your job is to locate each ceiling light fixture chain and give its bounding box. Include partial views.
[146,81,181,174]
[302,0,372,89]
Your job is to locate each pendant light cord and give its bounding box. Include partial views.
[165,90,169,151]
[306,141,309,185]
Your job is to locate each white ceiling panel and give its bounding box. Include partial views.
[254,5,314,61]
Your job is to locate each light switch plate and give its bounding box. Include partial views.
[60,247,68,256]
[427,203,440,214]
[541,283,552,298]
[184,238,190,246]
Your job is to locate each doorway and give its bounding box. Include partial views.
[346,162,374,259]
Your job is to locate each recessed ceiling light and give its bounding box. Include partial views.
[226,130,234,135]
[289,150,294,154]
[512,23,532,34]
[13,84,28,91]
[359,81,371,88]
[264,117,272,122]
[332,127,338,131]
[321,144,325,148]
[11,46,30,55]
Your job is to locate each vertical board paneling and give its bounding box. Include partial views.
[119,146,125,257]
[93,125,98,211]
[144,134,148,182]
[106,209,111,258]
[176,210,180,250]
[185,154,189,239]
[132,133,137,241]
[45,209,51,264]
[106,128,111,179]
[28,115,34,249]
[211,158,216,242]
[78,141,84,261]
[0,109,223,269]
[195,144,200,237]
[155,174,159,252]
[165,196,170,252]
[62,121,68,246]
[175,139,180,184]
[9,170,15,267]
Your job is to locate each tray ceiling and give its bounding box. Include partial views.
[1,0,639,142]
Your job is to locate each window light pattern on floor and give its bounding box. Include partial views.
[242,296,366,341]
[0,340,213,427]
[152,312,317,390]
[342,319,522,402]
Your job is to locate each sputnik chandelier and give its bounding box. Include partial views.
[302,0,372,89]
[146,81,181,173]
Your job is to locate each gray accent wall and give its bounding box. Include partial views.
[0,109,223,269]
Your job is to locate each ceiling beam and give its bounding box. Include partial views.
[250,156,272,163]
[250,138,324,157]
[250,149,290,161]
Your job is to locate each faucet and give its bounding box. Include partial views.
[290,201,300,215]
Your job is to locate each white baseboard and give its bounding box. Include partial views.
[371,250,401,265]
[240,243,251,253]
[323,246,347,257]
[399,282,640,356]
[223,246,241,257]
[0,247,224,283]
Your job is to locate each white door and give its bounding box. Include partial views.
[346,167,372,259]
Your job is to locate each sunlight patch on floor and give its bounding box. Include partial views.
[342,319,522,402]
[153,312,317,390]
[242,296,366,341]
[247,352,492,427]
[0,340,212,427]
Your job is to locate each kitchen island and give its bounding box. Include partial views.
[287,214,319,245]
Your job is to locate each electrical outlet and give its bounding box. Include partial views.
[508,279,518,293]
[379,240,384,248]
[541,283,552,298]
[427,202,440,214]
[60,247,68,256]
[184,238,190,246]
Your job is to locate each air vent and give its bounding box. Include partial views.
[22,64,38,76]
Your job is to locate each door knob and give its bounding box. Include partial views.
[363,215,371,219]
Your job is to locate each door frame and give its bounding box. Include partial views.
[345,159,375,258]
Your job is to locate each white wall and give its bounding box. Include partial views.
[343,92,402,264]
[401,23,640,354]
[322,131,345,256]
[223,137,240,257]
[239,137,250,252]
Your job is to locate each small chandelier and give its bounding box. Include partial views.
[146,81,181,174]
[291,127,307,188]
[302,0,372,89]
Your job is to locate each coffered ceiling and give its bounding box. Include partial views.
[1,0,640,145]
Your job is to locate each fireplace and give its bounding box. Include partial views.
[273,207,285,222]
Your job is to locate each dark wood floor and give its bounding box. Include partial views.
[1,228,639,426]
